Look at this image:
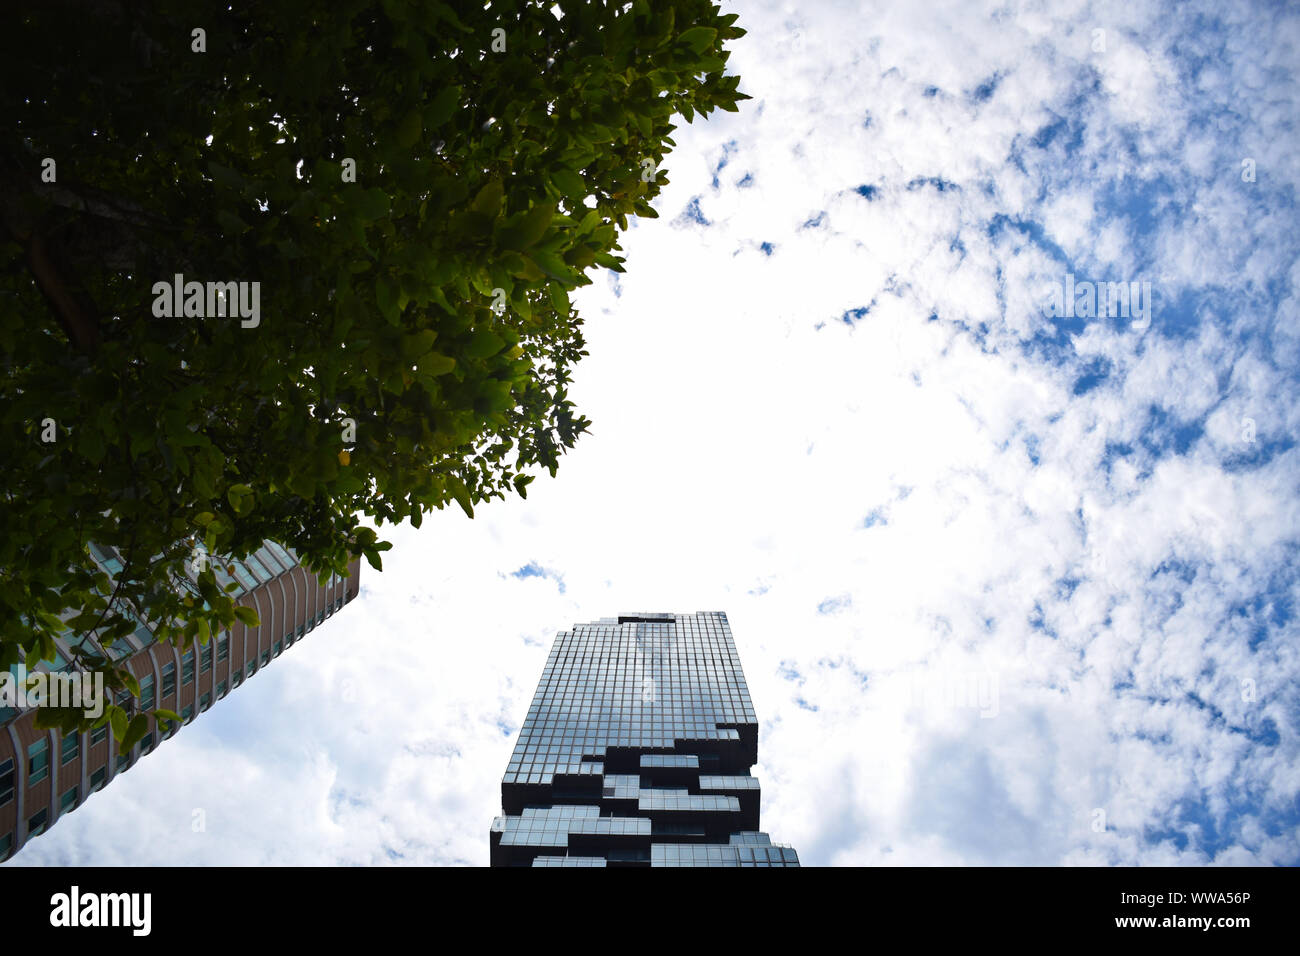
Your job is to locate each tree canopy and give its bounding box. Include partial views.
[0,0,748,746]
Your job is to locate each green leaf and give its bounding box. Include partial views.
[464,328,506,360]
[352,187,391,222]
[417,351,456,376]
[677,26,717,53]
[510,256,545,282]
[207,161,245,192]
[233,606,259,627]
[497,203,553,251]
[425,85,461,129]
[429,285,456,314]
[396,109,423,149]
[551,168,586,196]
[527,249,572,282]
[109,706,127,741]
[376,275,400,323]
[226,484,254,515]
[447,477,474,518]
[548,284,569,314]
[401,329,438,360]
[471,178,504,218]
[80,429,105,463]
[477,380,514,414]
[216,210,249,235]
[121,714,150,752]
[288,470,316,499]
[334,474,366,494]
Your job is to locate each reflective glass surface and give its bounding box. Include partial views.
[490,612,799,867]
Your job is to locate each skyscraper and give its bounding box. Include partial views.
[491,611,800,867]
[0,541,360,862]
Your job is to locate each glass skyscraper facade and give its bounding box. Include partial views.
[491,611,800,867]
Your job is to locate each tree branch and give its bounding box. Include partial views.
[21,230,101,352]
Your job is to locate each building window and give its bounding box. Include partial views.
[161,662,176,698]
[60,786,77,813]
[201,643,212,673]
[141,733,154,754]
[246,659,257,678]
[90,723,108,746]
[260,650,270,667]
[182,649,195,685]
[140,671,156,712]
[60,733,79,766]
[244,553,274,583]
[284,632,294,649]
[231,670,243,689]
[297,625,305,638]
[217,681,228,698]
[317,611,325,625]
[0,758,13,806]
[182,705,194,724]
[140,675,155,710]
[273,640,284,657]
[27,738,48,785]
[231,563,258,590]
[90,767,106,792]
[200,692,211,712]
[217,634,229,662]
[0,831,10,860]
[116,753,129,772]
[257,545,288,574]
[266,539,295,568]
[27,808,47,836]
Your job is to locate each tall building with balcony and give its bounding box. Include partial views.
[0,541,360,862]
[491,611,800,867]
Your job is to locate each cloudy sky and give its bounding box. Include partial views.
[14,0,1300,866]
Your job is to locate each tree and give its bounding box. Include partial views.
[0,0,749,748]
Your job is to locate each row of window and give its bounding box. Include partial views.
[0,778,86,860]
[130,593,343,709]
[2,596,345,803]
[0,593,349,859]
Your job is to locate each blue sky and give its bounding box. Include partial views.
[11,0,1299,866]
